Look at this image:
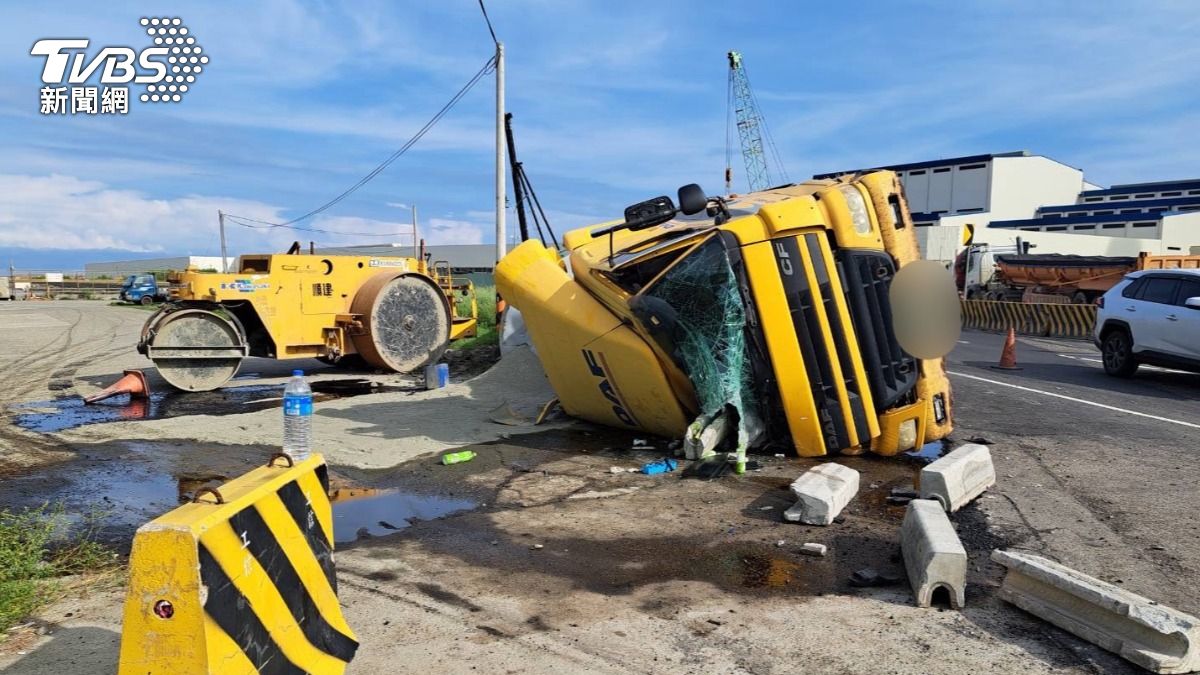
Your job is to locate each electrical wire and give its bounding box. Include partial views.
[224,54,496,231]
[477,0,499,46]
[223,214,416,238]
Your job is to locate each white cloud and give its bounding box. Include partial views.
[424,217,486,245]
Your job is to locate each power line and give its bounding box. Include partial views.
[223,214,416,238]
[477,0,499,46]
[225,54,495,230]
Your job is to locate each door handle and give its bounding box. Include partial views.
[1167,315,1178,321]
[1125,307,1136,312]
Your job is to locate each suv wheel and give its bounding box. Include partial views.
[1101,329,1138,378]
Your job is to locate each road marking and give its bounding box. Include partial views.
[1057,352,1179,374]
[950,371,1200,430]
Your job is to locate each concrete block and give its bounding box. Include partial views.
[798,543,827,557]
[901,499,966,608]
[783,463,859,525]
[920,443,995,512]
[992,550,1200,674]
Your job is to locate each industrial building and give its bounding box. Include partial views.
[813,151,1200,258]
[84,256,228,278]
[316,244,495,272]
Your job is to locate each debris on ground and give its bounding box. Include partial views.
[849,568,903,588]
[783,463,859,525]
[799,543,828,557]
[609,466,639,474]
[441,450,477,465]
[640,457,678,475]
[919,443,996,512]
[992,549,1200,674]
[901,499,967,609]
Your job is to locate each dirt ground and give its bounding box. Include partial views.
[2,302,1197,674]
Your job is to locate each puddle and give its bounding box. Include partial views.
[10,379,388,433]
[903,439,952,464]
[330,488,476,544]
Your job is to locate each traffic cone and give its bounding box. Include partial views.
[84,369,150,404]
[991,327,1022,371]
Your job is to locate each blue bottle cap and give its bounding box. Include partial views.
[292,369,304,377]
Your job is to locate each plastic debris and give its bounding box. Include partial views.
[849,568,903,588]
[441,450,477,465]
[640,458,678,475]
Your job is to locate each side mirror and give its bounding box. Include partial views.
[677,183,708,216]
[1185,297,1200,310]
[623,196,677,231]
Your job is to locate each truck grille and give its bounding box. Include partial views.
[773,234,870,453]
[837,249,918,410]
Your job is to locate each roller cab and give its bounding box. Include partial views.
[496,171,953,457]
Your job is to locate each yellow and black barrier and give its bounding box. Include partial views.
[960,299,1096,339]
[118,453,357,675]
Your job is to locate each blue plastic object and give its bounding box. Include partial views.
[640,458,678,475]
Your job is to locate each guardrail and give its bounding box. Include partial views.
[960,299,1096,339]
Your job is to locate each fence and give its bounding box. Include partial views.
[960,299,1096,339]
[6,272,126,300]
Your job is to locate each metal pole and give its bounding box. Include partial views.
[218,210,228,272]
[504,112,529,243]
[412,204,419,259]
[494,42,506,263]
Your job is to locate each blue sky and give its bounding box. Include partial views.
[1,0,1198,268]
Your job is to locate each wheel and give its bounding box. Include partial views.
[350,274,450,372]
[147,308,246,391]
[140,295,153,305]
[1101,329,1139,378]
[1071,291,1089,305]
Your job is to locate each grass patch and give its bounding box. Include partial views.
[452,283,498,350]
[0,504,116,633]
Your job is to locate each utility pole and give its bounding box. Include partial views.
[494,41,506,263]
[217,210,229,272]
[411,204,419,259]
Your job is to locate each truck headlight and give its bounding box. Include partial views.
[838,185,873,235]
[898,418,917,452]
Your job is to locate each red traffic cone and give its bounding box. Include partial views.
[84,369,151,404]
[991,327,1022,371]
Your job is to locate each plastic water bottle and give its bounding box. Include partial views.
[283,370,313,461]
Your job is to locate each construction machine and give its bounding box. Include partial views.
[495,171,954,460]
[138,247,477,391]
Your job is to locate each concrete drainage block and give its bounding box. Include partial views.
[901,499,966,609]
[992,549,1200,674]
[920,443,995,512]
[783,463,859,526]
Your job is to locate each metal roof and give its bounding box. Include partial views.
[1078,179,1200,199]
[316,243,496,269]
[812,151,1029,180]
[988,213,1163,229]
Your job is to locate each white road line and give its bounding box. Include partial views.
[1057,352,1178,373]
[950,371,1200,430]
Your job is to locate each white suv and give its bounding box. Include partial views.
[1094,269,1200,377]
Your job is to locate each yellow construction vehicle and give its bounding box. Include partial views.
[495,171,953,459]
[138,246,477,391]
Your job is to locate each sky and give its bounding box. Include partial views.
[1,0,1198,270]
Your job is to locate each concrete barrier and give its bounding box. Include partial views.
[118,454,357,675]
[960,299,1096,339]
[901,499,966,609]
[993,550,1200,674]
[920,443,995,512]
[783,463,859,526]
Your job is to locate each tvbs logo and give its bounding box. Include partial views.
[31,17,207,115]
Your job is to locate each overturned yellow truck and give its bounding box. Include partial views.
[496,171,952,460]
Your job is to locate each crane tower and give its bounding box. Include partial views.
[726,50,788,194]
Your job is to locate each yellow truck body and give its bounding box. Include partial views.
[496,171,952,456]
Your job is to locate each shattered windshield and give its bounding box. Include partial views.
[630,236,764,452]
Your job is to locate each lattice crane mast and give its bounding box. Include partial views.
[725,50,789,194]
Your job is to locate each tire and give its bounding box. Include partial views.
[140,295,153,305]
[1071,291,1089,305]
[1101,329,1139,378]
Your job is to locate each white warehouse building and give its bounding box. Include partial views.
[814,151,1200,258]
[84,256,229,278]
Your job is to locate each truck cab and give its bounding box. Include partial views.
[496,171,953,457]
[121,274,164,305]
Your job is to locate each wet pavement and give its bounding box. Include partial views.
[10,379,404,433]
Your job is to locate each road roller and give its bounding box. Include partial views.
[137,248,477,391]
